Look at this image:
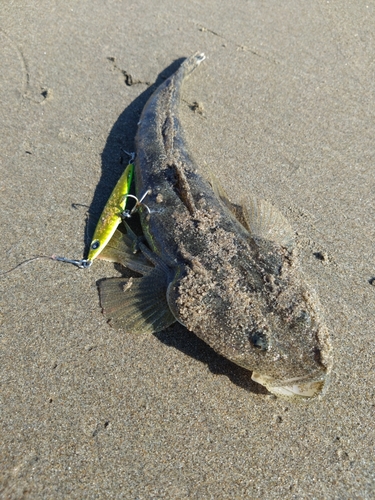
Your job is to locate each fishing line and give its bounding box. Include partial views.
[0,255,88,275]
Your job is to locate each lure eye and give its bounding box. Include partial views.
[91,240,100,250]
[249,330,268,351]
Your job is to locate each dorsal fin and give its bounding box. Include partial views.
[209,172,233,212]
[209,172,249,228]
[242,196,295,249]
[209,172,295,249]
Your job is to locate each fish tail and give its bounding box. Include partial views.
[178,52,206,79]
[164,53,206,107]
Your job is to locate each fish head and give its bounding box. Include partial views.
[246,253,332,400]
[248,290,332,399]
[168,247,332,400]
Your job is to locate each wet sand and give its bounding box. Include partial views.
[1,1,374,498]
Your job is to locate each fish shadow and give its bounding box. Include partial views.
[82,57,186,254]
[155,324,268,396]
[99,264,267,396]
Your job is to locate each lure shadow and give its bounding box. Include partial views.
[83,57,186,255]
[155,324,268,395]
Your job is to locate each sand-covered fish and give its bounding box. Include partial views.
[99,53,332,399]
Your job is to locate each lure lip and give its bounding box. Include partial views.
[251,371,329,399]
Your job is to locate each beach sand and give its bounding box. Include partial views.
[1,1,374,498]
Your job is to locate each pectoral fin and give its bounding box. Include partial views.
[99,264,176,334]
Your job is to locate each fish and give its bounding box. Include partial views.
[98,53,332,399]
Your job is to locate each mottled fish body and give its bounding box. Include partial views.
[99,54,332,399]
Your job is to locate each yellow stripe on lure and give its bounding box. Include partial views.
[87,162,134,263]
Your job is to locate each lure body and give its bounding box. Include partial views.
[88,163,134,263]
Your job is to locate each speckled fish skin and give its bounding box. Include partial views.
[127,53,332,398]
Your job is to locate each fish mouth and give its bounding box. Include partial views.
[251,371,329,399]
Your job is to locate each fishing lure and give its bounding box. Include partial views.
[88,162,135,262]
[55,162,135,268]
[1,161,136,274]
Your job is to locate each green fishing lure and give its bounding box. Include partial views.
[1,159,137,274]
[53,162,135,268]
[87,162,134,263]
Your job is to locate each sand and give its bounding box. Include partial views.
[1,1,374,498]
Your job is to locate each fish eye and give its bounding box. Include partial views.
[296,310,311,326]
[91,240,100,250]
[249,330,268,351]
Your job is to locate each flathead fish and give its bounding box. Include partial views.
[99,53,332,399]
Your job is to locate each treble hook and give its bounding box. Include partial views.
[121,189,152,218]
